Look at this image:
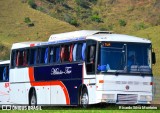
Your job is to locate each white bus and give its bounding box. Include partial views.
[9,30,156,107]
[0,60,10,104]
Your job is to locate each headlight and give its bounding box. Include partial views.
[102,94,115,99]
[140,95,152,101]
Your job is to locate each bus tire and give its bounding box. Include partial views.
[80,88,89,108]
[29,89,37,106]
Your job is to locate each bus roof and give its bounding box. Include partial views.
[11,41,42,49]
[48,30,112,42]
[11,30,151,49]
[0,60,10,65]
[48,30,150,43]
[87,34,151,43]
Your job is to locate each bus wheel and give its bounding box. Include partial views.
[80,88,89,108]
[29,90,37,106]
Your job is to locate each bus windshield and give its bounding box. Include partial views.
[98,42,152,74]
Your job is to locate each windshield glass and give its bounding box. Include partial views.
[98,42,152,74]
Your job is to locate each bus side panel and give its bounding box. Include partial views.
[34,86,51,105]
[0,82,9,104]
[33,63,83,105]
[9,68,29,104]
[62,79,82,104]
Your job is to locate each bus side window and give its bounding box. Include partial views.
[29,49,36,65]
[6,66,9,81]
[16,51,19,66]
[49,46,60,63]
[61,45,69,62]
[49,47,54,63]
[16,50,23,66]
[89,45,96,63]
[76,43,82,61]
[44,47,49,64]
[23,50,28,66]
[39,47,48,64]
[11,50,16,67]
[86,40,97,74]
[36,48,41,64]
[0,66,4,81]
[73,44,77,61]
[60,46,65,62]
[3,66,9,81]
[82,43,86,61]
[0,65,8,81]
[69,44,74,62]
[55,46,60,63]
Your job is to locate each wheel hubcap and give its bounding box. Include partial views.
[31,95,36,105]
[81,93,88,105]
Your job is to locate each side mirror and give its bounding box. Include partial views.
[152,52,156,64]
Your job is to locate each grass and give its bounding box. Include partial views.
[0,110,159,113]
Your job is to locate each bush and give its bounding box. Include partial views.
[134,22,148,30]
[91,15,103,23]
[70,19,79,27]
[36,7,45,12]
[75,0,90,9]
[46,0,65,4]
[24,17,34,27]
[28,0,37,9]
[88,0,97,4]
[24,17,31,23]
[119,19,127,27]
[63,14,79,27]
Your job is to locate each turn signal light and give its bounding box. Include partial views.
[99,80,104,83]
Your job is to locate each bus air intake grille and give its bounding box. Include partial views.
[117,94,138,104]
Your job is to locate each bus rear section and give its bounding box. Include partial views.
[0,60,10,104]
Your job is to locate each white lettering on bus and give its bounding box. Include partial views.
[51,67,72,75]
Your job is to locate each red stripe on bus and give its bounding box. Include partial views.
[28,67,70,105]
[30,44,35,47]
[29,67,35,82]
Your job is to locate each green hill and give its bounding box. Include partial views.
[0,0,77,59]
[0,0,159,75]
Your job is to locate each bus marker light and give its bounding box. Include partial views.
[150,82,153,85]
[99,80,104,83]
[30,44,35,47]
